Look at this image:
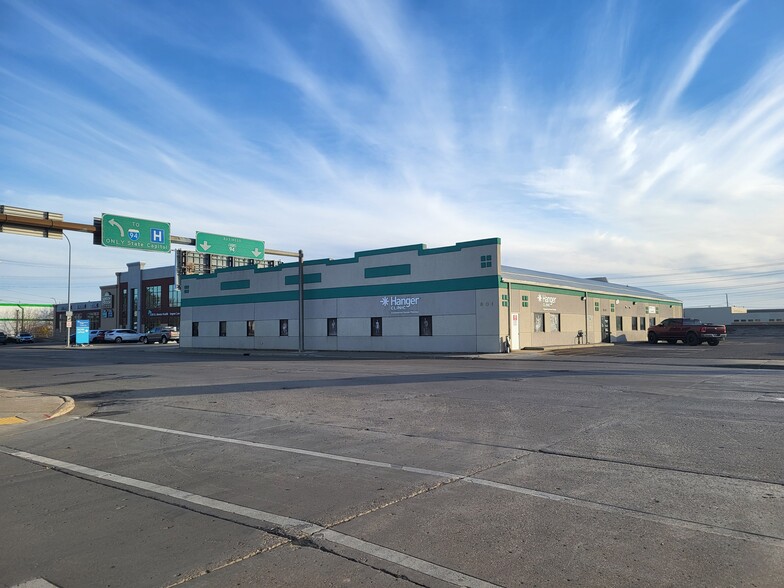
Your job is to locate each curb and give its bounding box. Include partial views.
[47,396,75,420]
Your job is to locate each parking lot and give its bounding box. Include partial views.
[1,336,782,587]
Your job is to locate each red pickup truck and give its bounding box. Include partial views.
[647,318,727,346]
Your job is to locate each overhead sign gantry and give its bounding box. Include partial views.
[1,205,307,352]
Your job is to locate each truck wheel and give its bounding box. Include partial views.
[686,332,700,346]
[647,332,658,344]
[708,340,719,346]
[140,336,148,344]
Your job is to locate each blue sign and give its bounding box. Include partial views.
[76,320,90,345]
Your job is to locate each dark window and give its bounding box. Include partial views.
[246,320,255,336]
[371,317,383,336]
[192,322,199,337]
[632,317,639,330]
[419,315,432,336]
[145,285,161,309]
[534,313,545,333]
[480,254,492,268]
[169,284,181,307]
[327,318,337,336]
[219,321,227,337]
[279,319,289,336]
[640,317,646,330]
[650,317,656,326]
[616,316,623,331]
[131,288,138,327]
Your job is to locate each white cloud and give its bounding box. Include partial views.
[1,0,782,308]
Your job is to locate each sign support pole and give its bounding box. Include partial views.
[298,250,305,353]
[64,232,72,348]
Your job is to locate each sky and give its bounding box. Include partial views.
[1,0,783,309]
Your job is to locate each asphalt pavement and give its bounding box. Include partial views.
[1,336,782,587]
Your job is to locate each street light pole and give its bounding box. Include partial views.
[64,232,72,348]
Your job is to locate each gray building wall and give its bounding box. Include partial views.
[686,306,784,325]
[181,239,504,353]
[181,238,682,353]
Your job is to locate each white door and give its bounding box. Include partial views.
[511,313,520,349]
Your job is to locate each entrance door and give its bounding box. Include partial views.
[510,313,519,349]
[601,315,611,343]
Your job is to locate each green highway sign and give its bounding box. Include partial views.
[101,213,171,252]
[195,231,265,259]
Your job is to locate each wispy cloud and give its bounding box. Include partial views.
[1,0,782,307]
[660,0,749,114]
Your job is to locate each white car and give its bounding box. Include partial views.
[105,329,143,343]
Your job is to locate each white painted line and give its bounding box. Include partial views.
[85,417,459,479]
[81,417,784,547]
[3,448,501,588]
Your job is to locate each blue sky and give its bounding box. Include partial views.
[1,0,783,308]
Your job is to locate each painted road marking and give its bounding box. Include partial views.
[0,416,27,425]
[83,417,784,547]
[3,448,500,588]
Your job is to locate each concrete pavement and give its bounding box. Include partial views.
[0,388,74,426]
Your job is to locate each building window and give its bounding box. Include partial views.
[594,302,600,312]
[192,322,199,337]
[616,316,623,331]
[632,317,639,330]
[550,313,560,332]
[219,321,227,336]
[121,287,128,326]
[169,284,181,307]
[371,317,383,336]
[246,320,255,336]
[481,255,492,269]
[501,294,509,307]
[131,288,138,327]
[640,317,646,330]
[522,295,529,308]
[327,318,337,336]
[279,319,289,336]
[534,313,545,333]
[419,315,432,336]
[650,317,656,326]
[610,303,615,312]
[145,285,161,309]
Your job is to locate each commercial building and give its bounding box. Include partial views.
[53,301,101,334]
[97,262,180,334]
[180,238,682,353]
[685,306,784,326]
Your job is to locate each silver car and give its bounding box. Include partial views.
[105,329,143,343]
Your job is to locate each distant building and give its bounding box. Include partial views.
[53,301,101,336]
[98,262,180,334]
[685,306,784,325]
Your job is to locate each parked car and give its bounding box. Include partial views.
[13,332,35,344]
[89,330,107,344]
[647,318,727,346]
[105,329,143,343]
[0,331,7,345]
[140,326,180,344]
